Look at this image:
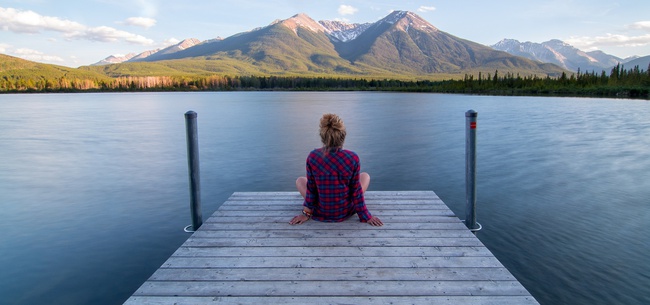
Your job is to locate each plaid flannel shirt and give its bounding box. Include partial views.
[303,148,372,222]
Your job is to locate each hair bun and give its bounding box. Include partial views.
[319,113,347,150]
[320,113,344,131]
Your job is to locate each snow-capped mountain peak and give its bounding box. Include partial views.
[378,10,438,33]
[383,10,407,25]
[176,38,201,50]
[399,11,438,32]
[319,20,372,42]
[92,53,136,66]
[279,13,325,34]
[491,38,625,72]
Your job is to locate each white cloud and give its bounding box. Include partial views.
[123,17,157,29]
[162,38,181,46]
[566,33,650,49]
[0,7,85,33]
[13,48,64,63]
[338,5,358,16]
[417,6,436,13]
[0,43,10,53]
[628,21,650,32]
[0,7,153,45]
[66,26,154,45]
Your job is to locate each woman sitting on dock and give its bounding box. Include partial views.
[290,113,383,226]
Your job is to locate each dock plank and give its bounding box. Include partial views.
[125,296,538,305]
[148,267,516,281]
[124,191,538,304]
[132,280,530,297]
[170,246,493,257]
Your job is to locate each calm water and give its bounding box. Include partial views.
[0,92,649,305]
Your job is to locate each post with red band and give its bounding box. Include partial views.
[465,110,479,233]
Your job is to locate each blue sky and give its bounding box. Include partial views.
[2,0,650,67]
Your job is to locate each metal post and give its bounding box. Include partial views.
[184,111,203,232]
[465,110,480,232]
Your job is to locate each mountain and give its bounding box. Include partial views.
[621,55,650,70]
[87,11,566,78]
[93,53,136,66]
[129,49,160,61]
[129,38,202,62]
[122,13,369,74]
[92,38,202,65]
[329,11,564,75]
[491,39,628,72]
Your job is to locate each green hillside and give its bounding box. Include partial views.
[1,54,111,91]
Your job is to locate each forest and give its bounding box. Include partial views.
[2,63,649,99]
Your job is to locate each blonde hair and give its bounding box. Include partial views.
[319,113,346,151]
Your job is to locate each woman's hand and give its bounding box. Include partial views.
[367,216,383,226]
[289,214,310,225]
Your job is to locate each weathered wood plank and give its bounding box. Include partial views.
[226,191,444,202]
[217,203,450,211]
[182,237,484,247]
[222,199,446,205]
[148,267,516,281]
[190,229,476,239]
[125,295,539,305]
[171,246,493,257]
[204,215,462,223]
[228,190,438,197]
[161,256,503,269]
[198,221,469,230]
[132,280,530,297]
[210,209,456,217]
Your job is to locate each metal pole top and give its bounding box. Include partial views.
[466,110,478,117]
[185,111,197,119]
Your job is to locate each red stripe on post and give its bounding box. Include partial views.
[470,122,477,129]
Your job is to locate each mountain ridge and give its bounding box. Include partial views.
[622,55,650,71]
[84,11,566,78]
[491,38,636,72]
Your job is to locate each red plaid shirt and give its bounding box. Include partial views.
[303,148,372,222]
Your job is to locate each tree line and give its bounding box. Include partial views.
[2,63,649,98]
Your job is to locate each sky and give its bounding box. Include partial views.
[1,0,650,68]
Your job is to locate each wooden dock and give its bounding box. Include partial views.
[124,191,538,304]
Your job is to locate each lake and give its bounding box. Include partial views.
[0,92,648,305]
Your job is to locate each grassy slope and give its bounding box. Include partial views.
[1,54,110,81]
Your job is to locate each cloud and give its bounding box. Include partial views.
[566,33,650,49]
[122,17,157,29]
[162,38,181,46]
[338,5,358,16]
[0,7,85,33]
[13,47,64,63]
[0,7,153,45]
[565,20,650,52]
[0,43,10,53]
[66,26,154,45]
[417,6,436,13]
[628,21,650,32]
